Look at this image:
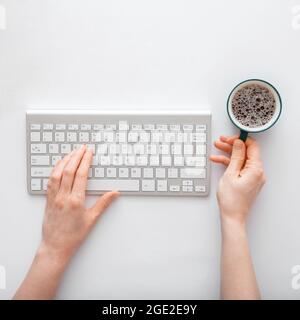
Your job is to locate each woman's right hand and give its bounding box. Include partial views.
[210,135,266,226]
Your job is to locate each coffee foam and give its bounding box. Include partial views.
[231,84,276,128]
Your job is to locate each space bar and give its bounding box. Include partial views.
[87,179,140,192]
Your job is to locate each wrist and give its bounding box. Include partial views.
[36,242,71,271]
[220,215,247,238]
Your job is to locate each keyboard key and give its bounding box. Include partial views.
[191,132,206,143]
[87,179,140,192]
[31,179,41,191]
[168,168,178,178]
[119,121,129,131]
[31,144,47,154]
[49,144,59,154]
[184,145,193,155]
[98,144,108,154]
[100,156,110,166]
[95,168,104,177]
[156,124,168,131]
[56,124,66,130]
[124,156,135,166]
[183,186,193,192]
[136,156,148,166]
[196,144,206,155]
[112,155,123,166]
[61,144,71,154]
[170,185,180,192]
[161,156,171,166]
[79,132,89,142]
[67,132,77,142]
[132,124,142,130]
[81,124,91,130]
[91,132,101,142]
[150,156,159,166]
[185,156,206,167]
[30,124,41,130]
[68,124,79,130]
[119,168,129,178]
[170,124,180,131]
[196,124,206,131]
[133,144,145,155]
[103,131,114,143]
[180,168,206,179]
[171,144,182,155]
[142,180,155,192]
[195,185,206,193]
[31,167,53,177]
[30,132,40,142]
[146,144,157,155]
[43,124,53,130]
[31,156,50,166]
[143,168,154,178]
[144,124,155,130]
[183,180,193,186]
[160,144,169,155]
[107,168,117,178]
[43,132,53,142]
[131,168,141,178]
[93,124,104,130]
[106,124,117,131]
[157,180,168,192]
[174,156,184,166]
[183,124,193,131]
[55,132,65,142]
[128,131,139,143]
[156,168,166,178]
[43,179,49,191]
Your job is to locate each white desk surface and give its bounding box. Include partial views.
[0,0,300,300]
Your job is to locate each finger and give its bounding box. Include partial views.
[210,155,230,166]
[225,139,246,175]
[214,140,233,154]
[89,191,120,220]
[72,148,93,197]
[47,152,73,199]
[220,135,239,145]
[59,145,86,194]
[244,137,262,163]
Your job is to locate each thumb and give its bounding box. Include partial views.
[226,139,246,175]
[89,191,120,219]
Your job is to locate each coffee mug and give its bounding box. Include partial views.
[227,79,282,141]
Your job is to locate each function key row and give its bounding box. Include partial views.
[30,123,207,131]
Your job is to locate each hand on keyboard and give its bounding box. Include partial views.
[210,135,266,225]
[41,145,120,263]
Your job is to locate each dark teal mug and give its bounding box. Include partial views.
[227,79,282,141]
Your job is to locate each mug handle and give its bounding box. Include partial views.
[239,130,248,142]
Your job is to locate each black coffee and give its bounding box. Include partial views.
[231,84,276,128]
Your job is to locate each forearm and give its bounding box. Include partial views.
[220,216,260,300]
[14,244,69,300]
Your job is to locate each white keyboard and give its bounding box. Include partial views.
[27,110,211,196]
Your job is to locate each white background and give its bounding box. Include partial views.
[0,0,300,299]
